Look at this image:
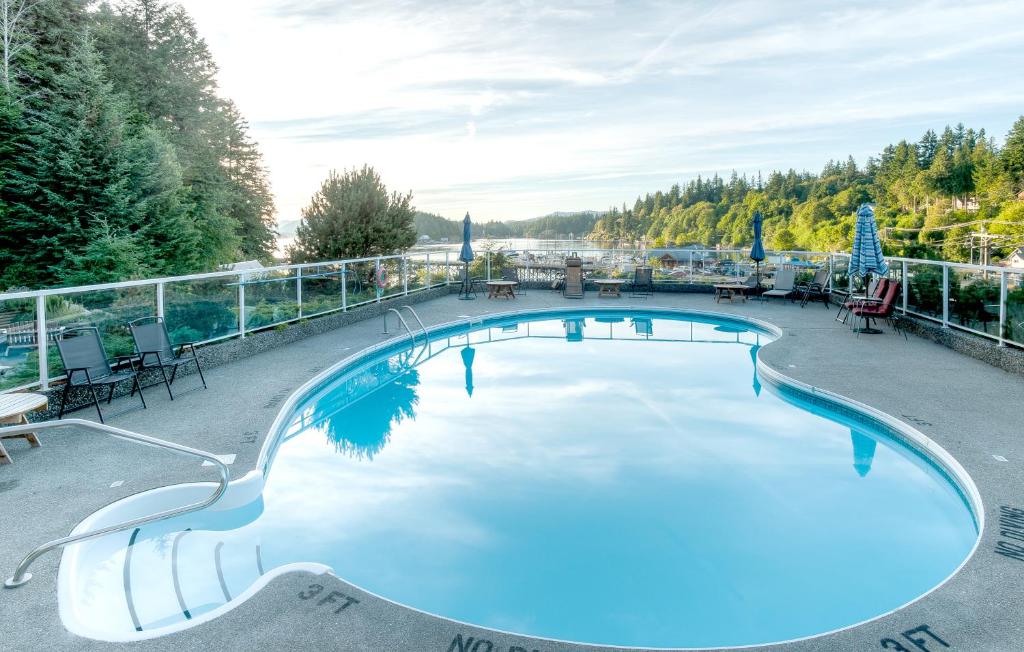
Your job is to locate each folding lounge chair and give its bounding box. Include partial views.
[129,316,208,400]
[835,277,888,324]
[796,268,832,308]
[851,281,906,338]
[630,266,654,297]
[56,327,146,423]
[563,255,584,299]
[761,268,796,302]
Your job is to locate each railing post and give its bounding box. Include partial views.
[941,265,949,329]
[36,295,48,390]
[999,270,1008,347]
[238,276,246,339]
[403,256,409,296]
[486,251,491,281]
[156,282,165,321]
[445,252,451,285]
[376,257,382,303]
[341,263,348,312]
[425,254,431,288]
[296,267,303,319]
[901,260,908,314]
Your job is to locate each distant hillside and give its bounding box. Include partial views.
[414,211,604,242]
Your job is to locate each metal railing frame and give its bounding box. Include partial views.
[1,419,231,588]
[2,248,1021,394]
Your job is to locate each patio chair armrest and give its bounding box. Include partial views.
[111,355,138,371]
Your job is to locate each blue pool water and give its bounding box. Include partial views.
[69,311,978,648]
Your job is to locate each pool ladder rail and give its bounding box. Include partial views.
[383,306,429,360]
[1,419,230,589]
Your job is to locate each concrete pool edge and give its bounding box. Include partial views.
[54,305,986,649]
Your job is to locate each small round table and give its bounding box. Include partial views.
[593,279,626,298]
[486,280,517,299]
[0,393,48,464]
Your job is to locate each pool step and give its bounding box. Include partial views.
[121,528,265,632]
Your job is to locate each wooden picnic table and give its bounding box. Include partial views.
[713,283,749,303]
[486,280,517,299]
[593,278,626,298]
[0,393,47,464]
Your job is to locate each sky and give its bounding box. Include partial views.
[176,0,1024,224]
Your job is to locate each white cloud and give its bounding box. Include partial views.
[176,0,1024,223]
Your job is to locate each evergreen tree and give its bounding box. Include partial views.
[1,31,190,287]
[289,166,416,262]
[1002,116,1024,190]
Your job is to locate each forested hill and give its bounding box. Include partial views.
[0,0,276,290]
[415,211,602,242]
[590,119,1024,263]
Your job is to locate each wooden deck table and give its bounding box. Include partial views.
[593,279,626,298]
[486,280,517,299]
[0,393,47,464]
[713,283,749,303]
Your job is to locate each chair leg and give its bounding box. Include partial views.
[160,365,175,400]
[107,384,116,404]
[87,383,105,424]
[57,383,71,419]
[134,376,147,409]
[192,353,208,389]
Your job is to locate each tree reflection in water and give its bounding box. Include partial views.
[319,357,421,460]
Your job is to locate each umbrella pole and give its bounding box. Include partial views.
[459,261,475,300]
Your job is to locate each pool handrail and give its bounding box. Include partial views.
[383,307,418,350]
[1,419,230,588]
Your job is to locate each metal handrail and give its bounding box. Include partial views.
[383,308,417,349]
[2,419,231,588]
[399,305,428,341]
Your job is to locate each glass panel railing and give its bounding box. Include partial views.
[378,258,403,300]
[1007,272,1024,347]
[406,255,427,293]
[905,262,944,320]
[345,261,377,307]
[243,270,299,332]
[0,298,40,390]
[831,255,851,292]
[947,267,1001,337]
[164,277,239,345]
[300,264,343,318]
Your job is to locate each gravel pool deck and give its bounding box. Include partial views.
[1,291,1022,652]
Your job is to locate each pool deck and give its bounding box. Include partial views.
[2,291,1023,652]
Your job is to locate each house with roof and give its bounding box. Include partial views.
[1006,247,1024,270]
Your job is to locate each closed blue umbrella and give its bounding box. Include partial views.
[850,204,888,279]
[849,204,889,333]
[461,345,475,397]
[458,213,475,300]
[751,211,766,289]
[750,339,762,397]
[850,429,877,477]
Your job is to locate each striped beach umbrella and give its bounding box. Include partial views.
[849,204,888,279]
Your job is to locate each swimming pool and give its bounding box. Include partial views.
[59,308,980,648]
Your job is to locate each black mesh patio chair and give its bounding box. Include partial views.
[501,267,526,295]
[796,268,832,308]
[55,327,146,423]
[129,316,208,400]
[630,266,654,297]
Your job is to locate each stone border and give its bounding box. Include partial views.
[900,315,1024,375]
